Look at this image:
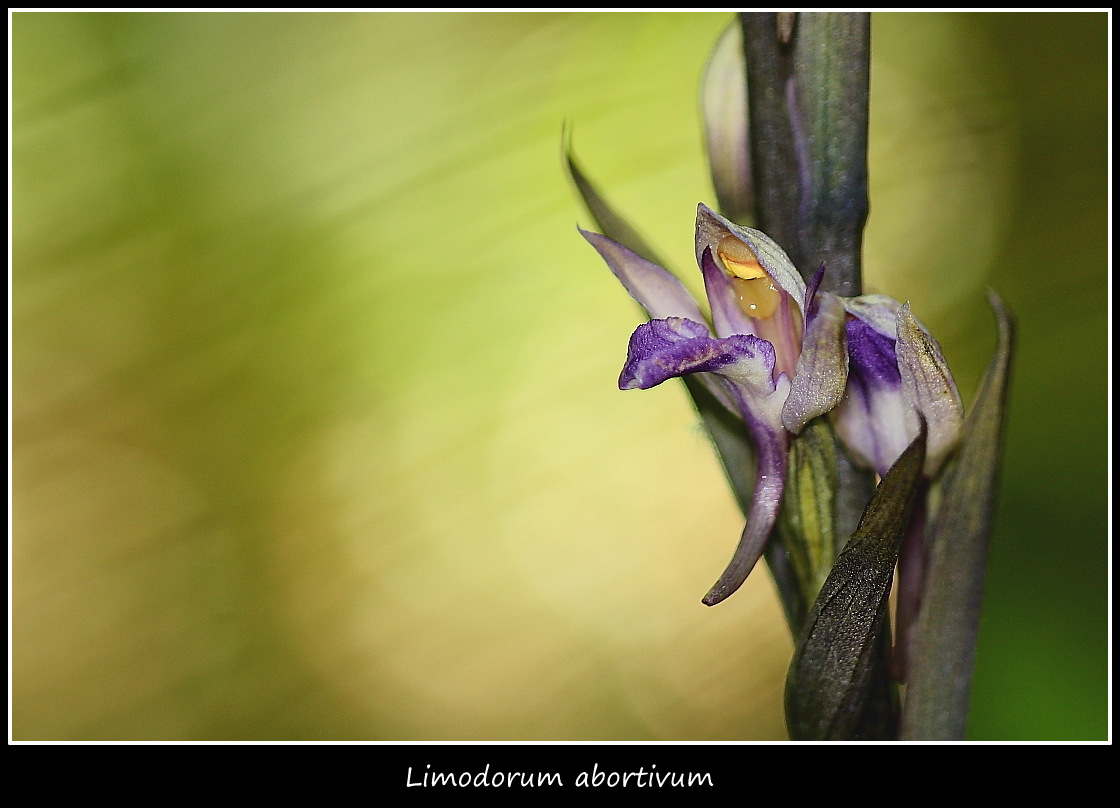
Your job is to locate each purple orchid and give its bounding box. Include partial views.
[584,203,963,606]
[568,13,1014,741]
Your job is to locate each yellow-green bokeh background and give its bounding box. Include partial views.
[12,12,1107,740]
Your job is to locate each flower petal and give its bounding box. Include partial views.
[618,316,791,441]
[702,424,787,606]
[581,229,705,323]
[847,309,902,387]
[581,229,742,417]
[842,294,901,335]
[831,311,910,477]
[695,205,807,381]
[895,304,964,476]
[700,21,754,227]
[617,316,792,608]
[695,203,806,308]
[699,246,755,338]
[782,289,848,434]
[619,317,774,396]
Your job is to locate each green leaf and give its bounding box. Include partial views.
[900,292,1015,741]
[785,422,927,740]
[778,417,838,606]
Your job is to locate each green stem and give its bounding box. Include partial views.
[739,12,870,295]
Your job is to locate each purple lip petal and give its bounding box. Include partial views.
[618,317,777,394]
[581,229,748,419]
[617,314,791,607]
[580,229,705,323]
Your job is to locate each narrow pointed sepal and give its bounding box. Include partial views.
[564,127,667,268]
[580,229,705,324]
[900,292,1015,741]
[785,421,927,740]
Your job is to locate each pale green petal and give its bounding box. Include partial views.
[700,21,753,226]
[896,304,964,476]
[782,291,848,434]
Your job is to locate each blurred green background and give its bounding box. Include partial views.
[12,12,1107,740]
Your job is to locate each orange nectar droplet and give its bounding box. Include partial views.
[730,276,781,318]
[716,235,781,320]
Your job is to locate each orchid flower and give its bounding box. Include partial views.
[583,203,963,607]
[568,13,1014,740]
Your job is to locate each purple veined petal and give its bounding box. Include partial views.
[695,203,806,309]
[582,229,744,418]
[618,317,778,399]
[804,264,826,319]
[841,294,901,337]
[831,314,910,477]
[846,309,902,388]
[700,247,755,338]
[896,304,964,476]
[782,289,849,434]
[580,229,705,323]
